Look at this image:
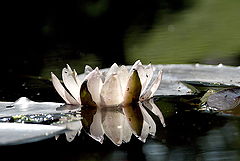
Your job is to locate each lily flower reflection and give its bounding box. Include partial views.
[51,60,165,145]
[59,99,165,146]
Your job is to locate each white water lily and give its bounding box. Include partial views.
[51,60,162,106]
[51,60,164,145]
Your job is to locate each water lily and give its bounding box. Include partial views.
[51,60,164,145]
[51,60,163,106]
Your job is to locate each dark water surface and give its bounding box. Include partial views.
[0,88,240,161]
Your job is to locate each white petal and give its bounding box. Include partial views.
[67,65,81,86]
[123,70,142,105]
[66,64,72,71]
[117,65,129,96]
[139,102,156,136]
[65,130,78,142]
[86,68,103,106]
[55,135,59,140]
[130,61,153,96]
[149,70,163,98]
[100,74,123,106]
[122,116,132,143]
[140,70,163,101]
[62,66,81,103]
[141,64,154,94]
[51,72,79,105]
[130,60,141,73]
[64,121,82,142]
[138,120,149,143]
[136,65,148,91]
[135,102,158,142]
[84,67,101,80]
[105,63,119,82]
[73,69,82,86]
[89,108,105,143]
[101,108,124,146]
[85,65,93,74]
[143,99,166,127]
[66,120,82,131]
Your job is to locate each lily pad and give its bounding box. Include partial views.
[0,123,66,146]
[154,64,240,95]
[0,97,80,118]
[207,88,240,111]
[181,81,236,94]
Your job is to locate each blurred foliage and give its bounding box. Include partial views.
[125,0,240,65]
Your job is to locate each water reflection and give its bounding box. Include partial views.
[1,97,240,161]
[60,99,165,146]
[53,95,240,160]
[18,119,240,161]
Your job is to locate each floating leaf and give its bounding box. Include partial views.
[207,88,240,111]
[153,64,240,96]
[181,81,236,94]
[0,123,66,146]
[0,97,73,118]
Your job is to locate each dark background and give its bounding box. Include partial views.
[2,0,195,101]
[4,0,191,76]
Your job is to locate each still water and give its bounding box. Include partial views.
[0,91,240,161]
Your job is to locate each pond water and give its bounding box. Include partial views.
[0,92,240,161]
[2,0,240,160]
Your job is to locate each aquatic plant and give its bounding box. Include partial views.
[51,60,162,106]
[51,60,165,145]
